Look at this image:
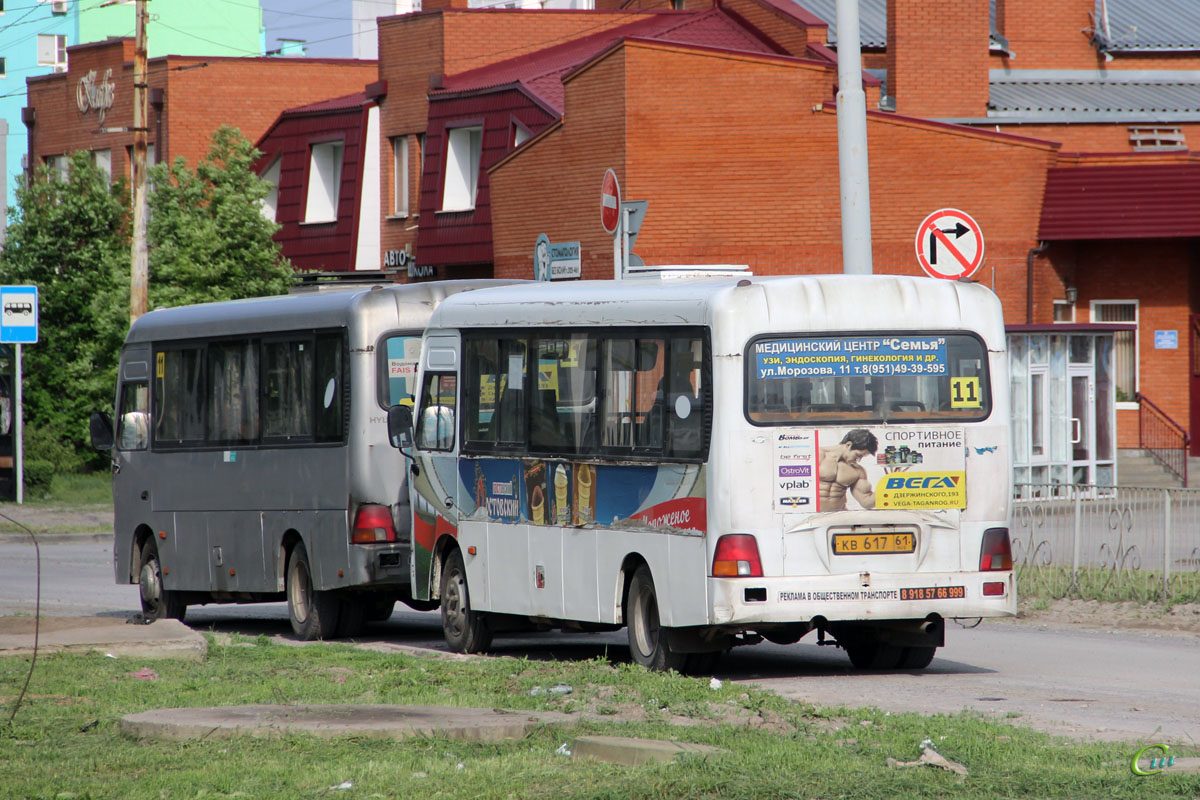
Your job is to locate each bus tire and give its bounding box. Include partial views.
[898,646,937,670]
[845,641,904,670]
[440,549,492,653]
[287,544,341,640]
[138,538,186,622]
[626,565,686,672]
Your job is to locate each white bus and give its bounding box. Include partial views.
[389,274,1015,671]
[90,280,513,639]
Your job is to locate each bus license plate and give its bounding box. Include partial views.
[832,532,915,555]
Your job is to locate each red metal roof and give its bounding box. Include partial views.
[439,9,782,114]
[282,91,369,117]
[1039,162,1200,240]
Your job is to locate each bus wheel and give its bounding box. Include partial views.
[287,544,341,640]
[440,549,492,653]
[898,646,937,670]
[626,565,686,672]
[138,538,186,621]
[845,640,904,670]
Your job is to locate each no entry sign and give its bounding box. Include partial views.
[601,169,621,234]
[915,208,984,280]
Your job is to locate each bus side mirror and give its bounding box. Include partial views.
[90,412,114,451]
[387,404,414,449]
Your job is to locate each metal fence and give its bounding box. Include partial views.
[1012,483,1200,602]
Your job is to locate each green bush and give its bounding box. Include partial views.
[23,458,55,490]
[24,425,86,475]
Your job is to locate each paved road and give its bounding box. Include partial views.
[2,541,1197,743]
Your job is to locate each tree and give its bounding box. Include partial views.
[0,153,131,472]
[147,126,292,307]
[0,127,294,475]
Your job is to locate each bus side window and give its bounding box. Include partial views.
[665,337,705,458]
[154,347,204,446]
[315,334,345,443]
[117,383,149,451]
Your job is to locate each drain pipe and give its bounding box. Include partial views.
[1025,241,1048,324]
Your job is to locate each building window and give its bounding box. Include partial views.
[1052,300,1075,323]
[1091,300,1137,404]
[512,121,531,149]
[441,125,481,212]
[92,149,111,181]
[0,58,6,77]
[259,156,281,222]
[392,135,409,217]
[303,140,343,224]
[45,154,69,181]
[37,34,68,73]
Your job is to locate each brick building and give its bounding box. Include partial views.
[251,0,1197,482]
[22,38,378,194]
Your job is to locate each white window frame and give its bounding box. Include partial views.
[1052,300,1075,323]
[302,140,344,224]
[259,156,281,222]
[37,34,68,73]
[440,125,482,213]
[391,135,409,218]
[1090,299,1138,408]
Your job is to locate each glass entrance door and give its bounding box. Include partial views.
[1069,369,1094,485]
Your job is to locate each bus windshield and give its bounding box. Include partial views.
[746,332,991,424]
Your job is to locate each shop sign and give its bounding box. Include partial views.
[383,248,412,268]
[77,69,115,125]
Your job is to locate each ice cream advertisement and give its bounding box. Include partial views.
[459,458,706,533]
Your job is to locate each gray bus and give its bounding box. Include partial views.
[90,281,511,638]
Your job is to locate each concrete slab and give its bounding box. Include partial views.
[571,735,725,765]
[0,616,206,660]
[121,704,573,742]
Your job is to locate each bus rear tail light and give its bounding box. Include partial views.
[351,504,397,544]
[983,581,1006,596]
[712,534,763,577]
[979,528,1012,571]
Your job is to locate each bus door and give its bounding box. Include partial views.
[410,335,467,602]
[111,346,154,581]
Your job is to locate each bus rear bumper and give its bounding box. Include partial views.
[707,571,1016,627]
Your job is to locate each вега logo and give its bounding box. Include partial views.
[885,474,961,490]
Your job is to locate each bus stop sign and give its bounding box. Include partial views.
[0,286,38,344]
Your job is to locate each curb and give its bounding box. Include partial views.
[121,704,573,742]
[0,533,110,544]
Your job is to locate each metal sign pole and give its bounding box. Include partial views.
[15,343,22,504]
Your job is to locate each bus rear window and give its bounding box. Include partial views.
[746,333,991,424]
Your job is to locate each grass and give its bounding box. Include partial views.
[1,639,1197,799]
[23,470,114,507]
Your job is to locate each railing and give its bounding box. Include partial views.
[1013,483,1200,602]
[1135,392,1189,486]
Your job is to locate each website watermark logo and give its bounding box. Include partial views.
[1131,744,1174,776]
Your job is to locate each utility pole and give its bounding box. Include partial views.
[130,0,149,320]
[836,0,873,275]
